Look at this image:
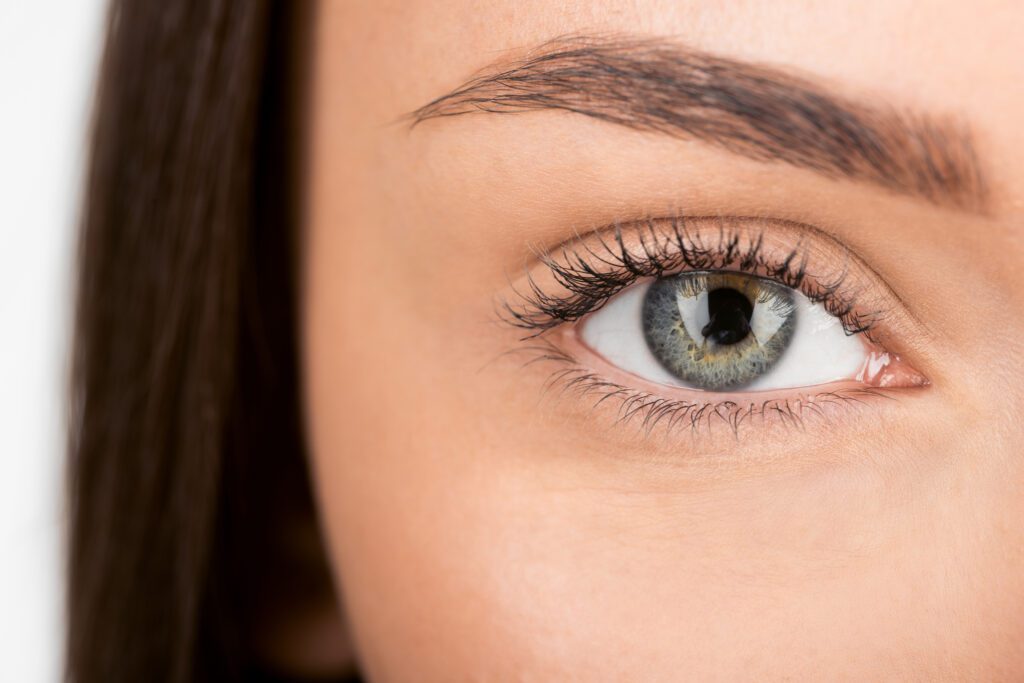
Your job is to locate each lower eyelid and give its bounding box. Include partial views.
[512,329,926,442]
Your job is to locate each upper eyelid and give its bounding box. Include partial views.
[500,215,900,339]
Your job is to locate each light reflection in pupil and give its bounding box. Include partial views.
[701,288,754,346]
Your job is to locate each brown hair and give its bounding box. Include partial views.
[67,2,331,680]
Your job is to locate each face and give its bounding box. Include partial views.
[301,1,1024,679]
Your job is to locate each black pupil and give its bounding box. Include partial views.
[701,287,754,346]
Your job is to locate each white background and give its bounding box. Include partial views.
[0,2,107,680]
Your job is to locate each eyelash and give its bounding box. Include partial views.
[501,216,883,340]
[519,336,888,437]
[499,216,894,436]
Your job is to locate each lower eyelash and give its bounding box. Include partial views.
[517,339,891,437]
[501,217,886,340]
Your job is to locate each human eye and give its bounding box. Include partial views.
[501,216,929,435]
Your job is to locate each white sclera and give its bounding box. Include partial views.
[580,280,867,392]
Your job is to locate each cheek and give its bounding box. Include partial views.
[303,257,1024,683]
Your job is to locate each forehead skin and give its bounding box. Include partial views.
[302,1,1024,680]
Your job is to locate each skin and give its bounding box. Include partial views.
[301,1,1024,679]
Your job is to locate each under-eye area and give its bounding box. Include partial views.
[499,215,930,436]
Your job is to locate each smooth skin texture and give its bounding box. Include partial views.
[302,1,1024,680]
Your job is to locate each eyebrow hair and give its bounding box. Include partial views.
[411,36,989,213]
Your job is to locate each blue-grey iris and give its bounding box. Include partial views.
[642,272,797,390]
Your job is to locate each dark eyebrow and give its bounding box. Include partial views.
[411,36,989,213]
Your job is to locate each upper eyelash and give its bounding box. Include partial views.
[500,216,884,338]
